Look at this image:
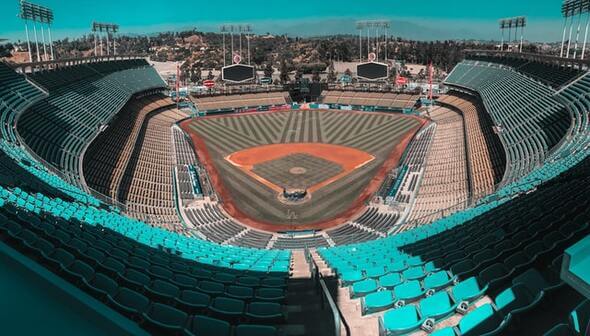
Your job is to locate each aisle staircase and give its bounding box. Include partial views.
[285,250,339,335]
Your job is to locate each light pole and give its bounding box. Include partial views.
[19,1,54,62]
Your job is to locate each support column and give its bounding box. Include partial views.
[384,29,388,61]
[520,25,524,52]
[582,13,590,59]
[561,17,569,58]
[500,28,504,51]
[359,29,362,62]
[567,15,575,58]
[367,28,370,58]
[100,32,104,56]
[48,26,54,60]
[33,22,40,62]
[376,27,379,62]
[222,33,226,66]
[230,32,234,60]
[574,11,583,59]
[24,21,33,63]
[239,30,242,57]
[113,33,116,55]
[94,33,98,56]
[106,32,110,56]
[509,26,513,51]
[247,34,251,65]
[41,25,48,61]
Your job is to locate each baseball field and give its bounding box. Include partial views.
[180,109,423,231]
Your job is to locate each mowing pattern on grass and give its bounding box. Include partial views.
[252,153,343,190]
[182,110,421,229]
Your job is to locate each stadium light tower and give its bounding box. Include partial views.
[355,20,391,62]
[561,0,590,59]
[92,22,120,57]
[499,17,526,52]
[19,0,55,62]
[220,24,253,66]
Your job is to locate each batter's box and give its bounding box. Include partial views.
[225,143,375,194]
[252,153,343,190]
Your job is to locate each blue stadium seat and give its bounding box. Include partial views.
[379,305,424,335]
[451,277,486,303]
[419,291,458,321]
[361,290,395,315]
[394,280,425,302]
[142,303,188,334]
[184,315,230,336]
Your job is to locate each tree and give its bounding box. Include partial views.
[263,63,274,78]
[312,70,321,83]
[327,61,337,82]
[295,68,303,81]
[190,67,202,83]
[279,59,290,84]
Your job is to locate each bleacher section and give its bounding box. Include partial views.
[437,92,506,200]
[0,63,47,143]
[17,59,166,186]
[317,153,590,336]
[0,183,291,335]
[117,108,188,230]
[172,126,210,200]
[468,54,584,89]
[0,61,293,335]
[321,90,419,110]
[83,94,174,200]
[409,106,469,224]
[391,124,436,207]
[445,60,572,187]
[193,92,291,112]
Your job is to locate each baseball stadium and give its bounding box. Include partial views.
[0,0,590,335]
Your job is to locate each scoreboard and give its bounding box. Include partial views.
[357,62,388,81]
[222,64,255,83]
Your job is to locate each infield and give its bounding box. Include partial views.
[181,109,423,231]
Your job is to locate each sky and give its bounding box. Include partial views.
[0,0,569,42]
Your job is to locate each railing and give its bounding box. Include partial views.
[10,54,149,74]
[190,85,286,97]
[464,49,590,70]
[305,248,350,336]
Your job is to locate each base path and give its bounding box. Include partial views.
[226,143,375,194]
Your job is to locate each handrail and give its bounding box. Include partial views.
[306,248,351,336]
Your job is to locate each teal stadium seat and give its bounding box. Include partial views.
[423,271,455,290]
[458,303,506,336]
[419,291,458,321]
[184,315,231,336]
[142,303,188,334]
[378,272,403,289]
[394,280,425,302]
[108,287,150,320]
[209,297,246,322]
[451,277,486,303]
[246,302,285,323]
[351,278,378,298]
[361,290,395,315]
[494,283,542,317]
[379,305,425,335]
